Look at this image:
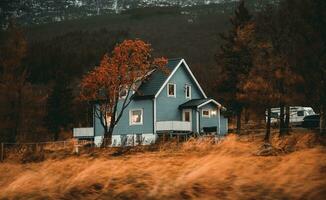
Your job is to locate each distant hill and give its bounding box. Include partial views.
[1,0,235,27]
[14,2,278,97]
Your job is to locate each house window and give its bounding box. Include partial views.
[202,109,210,118]
[130,109,143,125]
[167,83,176,97]
[185,85,191,99]
[297,111,304,116]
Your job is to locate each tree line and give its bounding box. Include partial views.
[0,0,325,144]
[0,21,129,143]
[216,0,326,143]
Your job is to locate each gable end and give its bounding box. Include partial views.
[154,59,207,98]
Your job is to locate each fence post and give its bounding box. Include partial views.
[1,143,4,162]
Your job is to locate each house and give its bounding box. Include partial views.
[73,58,228,146]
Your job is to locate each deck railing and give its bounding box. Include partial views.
[156,121,192,131]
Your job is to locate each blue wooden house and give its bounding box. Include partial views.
[73,58,228,146]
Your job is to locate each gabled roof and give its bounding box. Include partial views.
[133,58,207,99]
[179,98,221,109]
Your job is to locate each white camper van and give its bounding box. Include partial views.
[268,106,316,126]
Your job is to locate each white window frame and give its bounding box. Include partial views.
[167,83,176,97]
[185,85,191,99]
[202,109,210,118]
[129,109,143,125]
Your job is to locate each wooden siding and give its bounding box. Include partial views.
[156,62,204,122]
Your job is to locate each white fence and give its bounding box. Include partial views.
[156,121,192,131]
[73,127,94,137]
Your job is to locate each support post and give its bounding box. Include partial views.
[1,143,4,162]
[163,133,165,143]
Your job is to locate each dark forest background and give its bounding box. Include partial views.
[0,3,239,142]
[0,0,325,143]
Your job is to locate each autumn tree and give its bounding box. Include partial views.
[250,2,304,137]
[0,20,28,143]
[238,23,300,143]
[80,39,167,146]
[216,0,252,134]
[238,5,303,142]
[278,0,326,135]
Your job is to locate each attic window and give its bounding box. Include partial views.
[167,83,176,97]
[185,85,191,99]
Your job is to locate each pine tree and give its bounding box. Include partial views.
[281,0,326,135]
[216,0,252,134]
[45,74,73,140]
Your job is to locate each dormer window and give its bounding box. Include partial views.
[185,85,191,99]
[167,83,176,97]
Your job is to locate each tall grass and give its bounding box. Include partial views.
[0,133,325,200]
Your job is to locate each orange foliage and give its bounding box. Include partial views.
[80,39,167,106]
[79,39,167,142]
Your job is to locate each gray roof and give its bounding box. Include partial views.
[179,98,214,109]
[133,58,183,99]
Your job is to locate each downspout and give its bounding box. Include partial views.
[93,104,96,137]
[196,108,201,133]
[153,98,156,135]
[196,109,199,133]
[218,106,221,135]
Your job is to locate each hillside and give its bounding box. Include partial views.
[0,133,325,199]
[23,5,231,97]
[1,0,274,27]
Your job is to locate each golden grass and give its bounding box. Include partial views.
[0,133,325,200]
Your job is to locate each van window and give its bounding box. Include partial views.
[297,111,304,116]
[271,112,278,118]
[307,110,315,115]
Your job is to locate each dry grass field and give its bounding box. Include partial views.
[0,133,325,200]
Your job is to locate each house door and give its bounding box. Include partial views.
[182,109,192,122]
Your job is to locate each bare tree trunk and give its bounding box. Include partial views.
[285,106,290,135]
[264,107,271,143]
[236,109,242,135]
[13,87,22,142]
[320,105,326,135]
[101,126,108,147]
[244,107,250,124]
[102,124,114,147]
[279,105,285,137]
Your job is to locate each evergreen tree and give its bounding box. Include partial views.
[45,74,73,140]
[283,0,326,134]
[216,0,252,134]
[0,19,28,143]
